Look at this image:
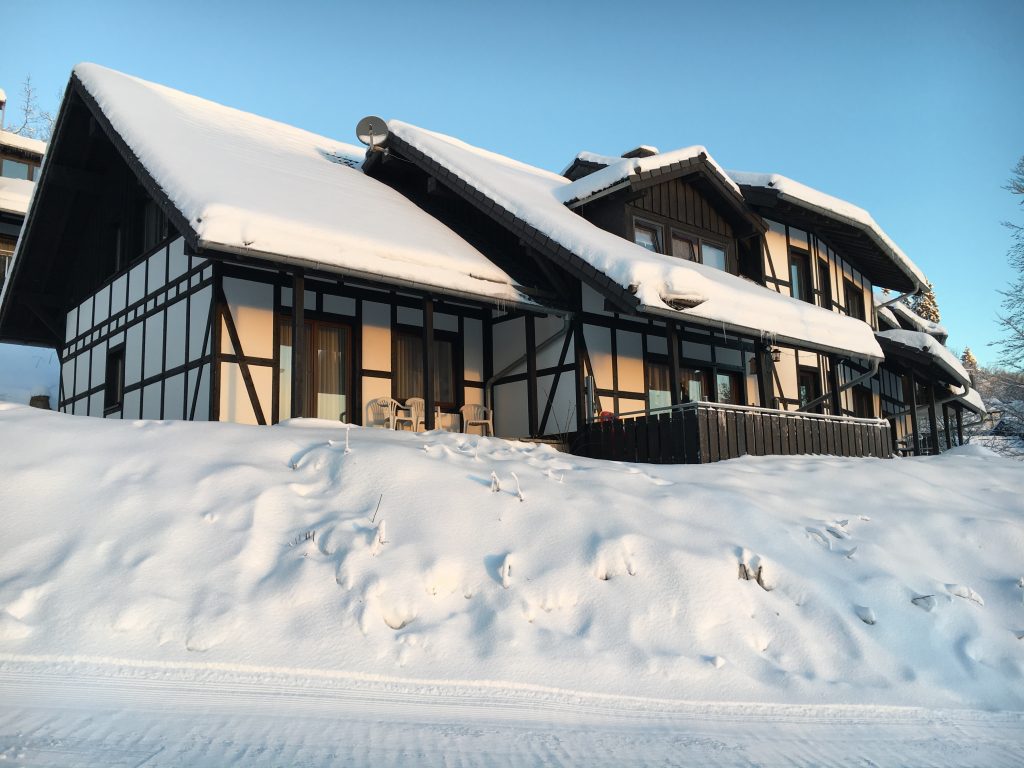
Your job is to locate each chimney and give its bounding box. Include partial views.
[621,145,659,159]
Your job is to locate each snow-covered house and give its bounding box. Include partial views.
[0,63,964,461]
[0,64,538,425]
[0,126,46,287]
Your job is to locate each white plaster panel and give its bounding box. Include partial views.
[125,322,143,386]
[647,334,667,355]
[463,317,483,382]
[616,330,644,393]
[775,347,799,404]
[618,398,646,416]
[89,391,103,417]
[111,274,127,316]
[90,340,107,390]
[147,247,167,294]
[61,356,75,397]
[323,294,356,316]
[223,277,274,360]
[142,382,162,419]
[463,386,484,407]
[361,302,391,371]
[78,296,94,332]
[493,316,526,376]
[167,238,187,281]
[163,372,185,420]
[218,362,257,425]
[493,379,529,438]
[122,388,141,420]
[434,312,458,332]
[128,262,146,307]
[538,373,577,436]
[535,315,568,370]
[93,285,110,325]
[360,376,392,423]
[191,364,210,420]
[165,298,187,370]
[581,284,608,314]
[144,312,164,379]
[397,307,422,327]
[582,324,613,390]
[189,286,211,361]
[75,351,90,397]
[252,365,273,423]
[65,308,78,342]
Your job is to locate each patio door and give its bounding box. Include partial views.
[277,318,352,422]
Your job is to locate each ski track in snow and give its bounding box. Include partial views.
[1,657,1022,768]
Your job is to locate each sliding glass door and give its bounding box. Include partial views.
[277,318,351,422]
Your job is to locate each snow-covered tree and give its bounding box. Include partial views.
[911,281,941,324]
[995,156,1024,373]
[961,347,978,370]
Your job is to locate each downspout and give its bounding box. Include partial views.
[485,313,573,411]
[797,357,881,414]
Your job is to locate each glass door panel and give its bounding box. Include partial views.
[314,324,349,421]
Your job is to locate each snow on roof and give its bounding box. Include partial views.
[389,120,884,361]
[956,387,986,415]
[0,177,34,217]
[876,329,971,389]
[0,88,6,104]
[557,145,742,206]
[0,128,46,157]
[888,300,948,340]
[71,64,529,306]
[728,170,927,291]
[876,303,899,329]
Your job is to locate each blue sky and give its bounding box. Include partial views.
[2,0,1021,364]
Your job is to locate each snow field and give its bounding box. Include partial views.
[0,402,1022,712]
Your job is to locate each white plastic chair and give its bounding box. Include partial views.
[365,397,401,429]
[460,404,494,436]
[395,397,426,432]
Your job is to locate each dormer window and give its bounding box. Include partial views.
[633,221,662,252]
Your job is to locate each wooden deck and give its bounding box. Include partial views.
[573,402,893,464]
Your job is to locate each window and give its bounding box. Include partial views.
[137,197,167,255]
[395,329,457,408]
[1,158,30,180]
[0,235,14,287]
[817,258,832,309]
[845,279,866,320]
[633,221,662,252]
[680,367,710,402]
[852,386,874,418]
[701,243,727,271]
[278,318,352,421]
[103,345,126,413]
[646,358,672,411]
[798,368,822,413]
[715,371,742,405]
[789,249,812,303]
[671,233,697,261]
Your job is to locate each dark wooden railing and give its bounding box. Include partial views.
[573,402,893,464]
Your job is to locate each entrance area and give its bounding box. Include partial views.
[277,318,352,422]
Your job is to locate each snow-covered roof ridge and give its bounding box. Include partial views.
[0,177,35,217]
[388,119,883,361]
[0,128,47,156]
[557,145,742,206]
[68,63,529,306]
[876,329,971,389]
[728,170,928,291]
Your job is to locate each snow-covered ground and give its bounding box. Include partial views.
[1,404,1023,766]
[0,343,59,406]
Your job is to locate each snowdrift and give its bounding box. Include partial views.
[0,403,1022,710]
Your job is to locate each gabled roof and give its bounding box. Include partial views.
[876,329,971,390]
[386,120,884,362]
[729,170,927,294]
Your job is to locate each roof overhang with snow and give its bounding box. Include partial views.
[729,172,926,295]
[385,121,884,362]
[0,65,535,346]
[876,329,971,391]
[0,177,34,218]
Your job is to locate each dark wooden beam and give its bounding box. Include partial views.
[928,383,940,455]
[908,375,921,456]
[943,403,952,450]
[423,297,435,430]
[956,405,964,446]
[291,269,306,418]
[668,321,682,407]
[526,315,538,436]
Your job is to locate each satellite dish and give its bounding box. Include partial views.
[356,116,389,148]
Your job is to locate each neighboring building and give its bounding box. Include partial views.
[0,64,973,461]
[0,126,46,286]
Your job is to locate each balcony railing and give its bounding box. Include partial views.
[573,401,893,464]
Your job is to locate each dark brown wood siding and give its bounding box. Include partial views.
[630,179,734,240]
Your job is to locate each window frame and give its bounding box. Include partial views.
[393,325,461,410]
[632,218,663,253]
[789,247,813,303]
[797,366,822,413]
[103,343,126,414]
[817,257,832,310]
[845,278,866,321]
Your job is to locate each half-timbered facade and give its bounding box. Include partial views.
[0,63,974,462]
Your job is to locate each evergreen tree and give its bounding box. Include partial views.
[912,281,941,324]
[961,347,978,369]
[995,156,1024,372]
